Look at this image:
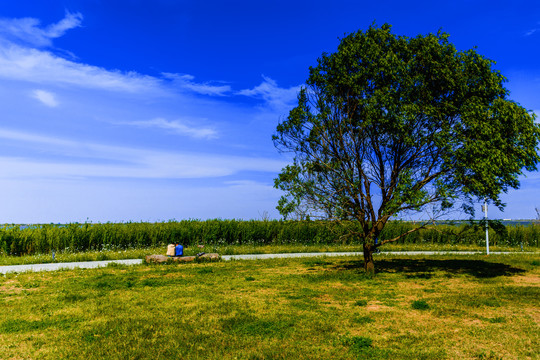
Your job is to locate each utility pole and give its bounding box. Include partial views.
[482,199,489,255]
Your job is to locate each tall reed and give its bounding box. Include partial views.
[0,220,538,256]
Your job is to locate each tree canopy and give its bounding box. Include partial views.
[273,24,540,272]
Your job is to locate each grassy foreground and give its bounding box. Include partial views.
[1,253,539,359]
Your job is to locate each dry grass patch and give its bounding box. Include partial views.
[509,273,540,286]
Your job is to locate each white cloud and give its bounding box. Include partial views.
[0,128,286,180]
[225,180,274,189]
[45,12,83,38]
[0,14,293,104]
[0,44,164,94]
[0,34,226,97]
[0,13,291,223]
[525,21,540,36]
[0,12,82,47]
[0,14,167,94]
[32,89,58,107]
[238,75,300,111]
[162,73,231,96]
[0,128,73,147]
[120,118,218,139]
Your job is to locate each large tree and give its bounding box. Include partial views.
[273,24,540,272]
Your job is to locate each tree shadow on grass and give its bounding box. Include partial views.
[334,259,526,279]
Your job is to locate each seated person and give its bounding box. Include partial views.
[166,243,175,257]
[175,243,183,257]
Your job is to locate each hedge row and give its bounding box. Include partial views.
[1,220,538,255]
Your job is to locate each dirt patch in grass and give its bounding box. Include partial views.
[523,307,540,324]
[0,284,23,295]
[510,273,540,286]
[365,302,393,312]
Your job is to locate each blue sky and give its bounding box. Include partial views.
[0,0,538,223]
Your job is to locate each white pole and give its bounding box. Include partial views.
[484,199,489,255]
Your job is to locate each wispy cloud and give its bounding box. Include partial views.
[0,13,293,222]
[225,180,273,189]
[120,118,218,139]
[525,21,540,36]
[31,89,59,107]
[0,14,301,104]
[238,75,300,110]
[0,13,166,94]
[0,16,230,97]
[0,45,164,94]
[162,73,231,96]
[0,11,82,47]
[0,128,285,180]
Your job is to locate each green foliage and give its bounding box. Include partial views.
[486,316,506,324]
[343,335,373,355]
[411,300,430,310]
[0,220,538,257]
[273,23,540,249]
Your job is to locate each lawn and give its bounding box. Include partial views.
[0,253,539,359]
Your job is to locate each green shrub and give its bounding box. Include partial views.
[411,300,430,310]
[344,335,373,355]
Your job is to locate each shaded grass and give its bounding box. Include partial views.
[0,253,538,359]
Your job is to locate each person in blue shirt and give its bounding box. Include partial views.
[175,243,183,257]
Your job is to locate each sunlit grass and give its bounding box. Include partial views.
[1,242,536,266]
[0,253,538,359]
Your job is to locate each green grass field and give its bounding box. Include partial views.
[1,252,538,359]
[1,242,537,266]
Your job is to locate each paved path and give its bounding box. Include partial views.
[0,259,143,274]
[221,251,524,260]
[0,251,535,274]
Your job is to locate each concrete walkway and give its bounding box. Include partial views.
[221,251,524,260]
[0,259,143,274]
[0,251,534,274]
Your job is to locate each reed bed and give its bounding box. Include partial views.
[1,220,538,256]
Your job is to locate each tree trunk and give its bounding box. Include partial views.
[363,243,375,274]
